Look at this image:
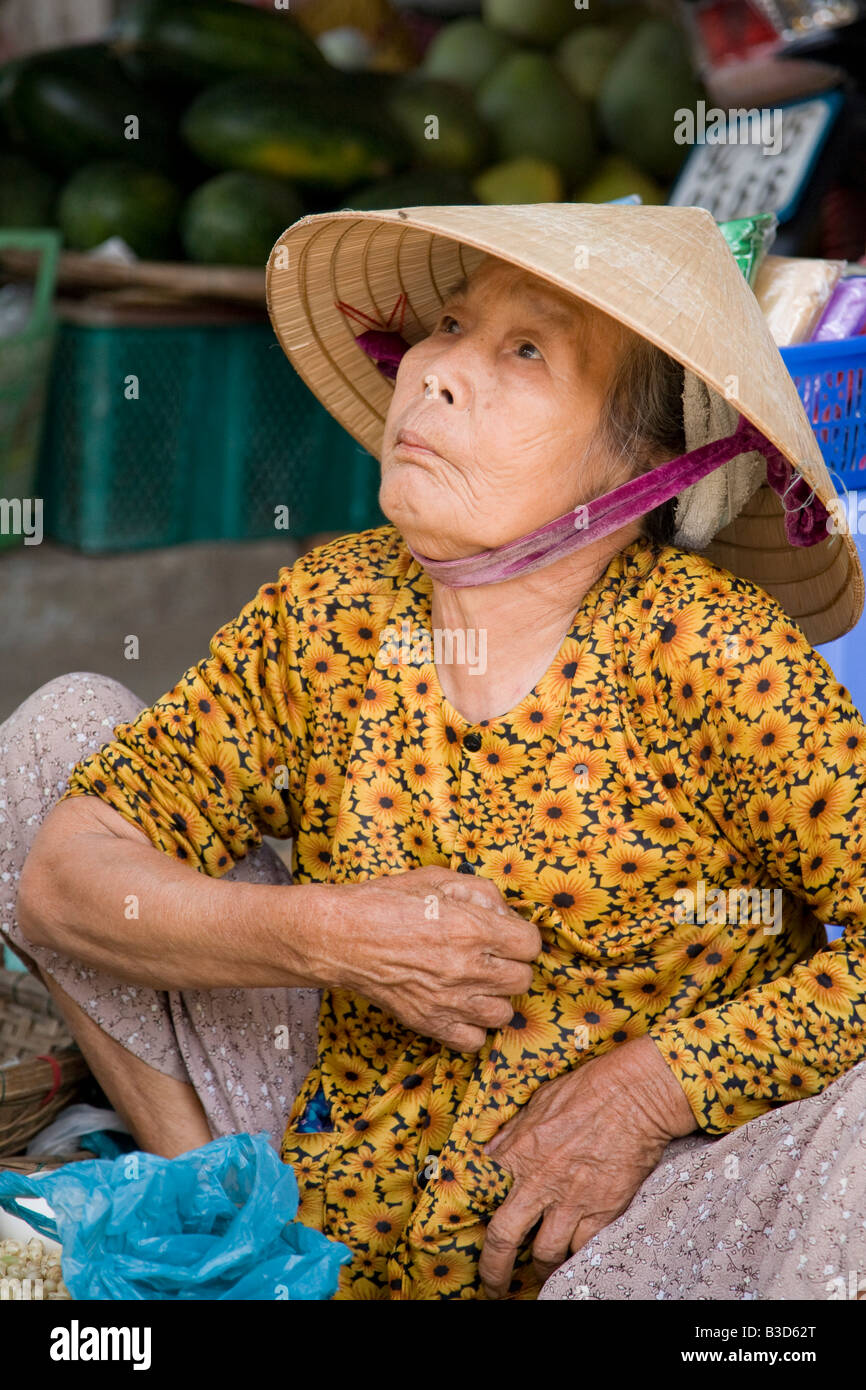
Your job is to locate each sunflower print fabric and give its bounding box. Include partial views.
[60,525,866,1300]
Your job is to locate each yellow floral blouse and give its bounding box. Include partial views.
[59,526,866,1301]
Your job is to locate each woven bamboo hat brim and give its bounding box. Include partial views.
[266,202,863,647]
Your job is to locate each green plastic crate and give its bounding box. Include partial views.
[36,310,385,552]
[0,230,60,551]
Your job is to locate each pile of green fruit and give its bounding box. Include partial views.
[424,0,705,206]
[0,0,705,267]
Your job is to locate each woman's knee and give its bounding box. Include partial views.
[0,671,146,854]
[14,671,144,729]
[2,671,144,775]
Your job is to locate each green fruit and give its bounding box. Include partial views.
[0,154,57,226]
[421,19,518,89]
[385,76,491,174]
[1,43,179,174]
[341,170,479,211]
[575,154,665,204]
[58,160,182,259]
[477,52,595,185]
[598,19,704,180]
[482,0,580,47]
[182,76,407,188]
[473,156,563,204]
[111,0,329,87]
[180,171,303,265]
[556,26,620,103]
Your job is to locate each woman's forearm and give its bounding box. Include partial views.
[16,799,336,991]
[17,802,544,1049]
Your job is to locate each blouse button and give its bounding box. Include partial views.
[463,731,482,752]
[456,862,475,874]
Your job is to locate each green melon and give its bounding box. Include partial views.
[473,157,563,204]
[556,26,620,103]
[385,76,492,174]
[180,170,303,265]
[476,52,595,185]
[575,154,665,205]
[421,19,518,89]
[58,160,181,258]
[598,19,704,180]
[2,42,179,174]
[182,76,407,187]
[482,0,580,47]
[111,0,329,86]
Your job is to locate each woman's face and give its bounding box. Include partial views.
[379,256,626,560]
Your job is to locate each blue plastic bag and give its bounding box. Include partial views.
[0,1131,352,1300]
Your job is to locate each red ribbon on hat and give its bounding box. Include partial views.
[335,295,411,381]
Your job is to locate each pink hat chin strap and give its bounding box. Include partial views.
[406,414,830,587]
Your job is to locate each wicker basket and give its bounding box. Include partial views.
[0,967,74,1058]
[0,1152,93,1174]
[0,969,92,1158]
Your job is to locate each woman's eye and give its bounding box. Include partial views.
[436,319,541,357]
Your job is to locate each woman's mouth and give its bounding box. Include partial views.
[394,428,444,460]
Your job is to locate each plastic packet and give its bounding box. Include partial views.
[0,1131,352,1300]
[718,212,778,285]
[809,274,866,341]
[85,236,138,264]
[753,255,846,345]
[26,1103,130,1157]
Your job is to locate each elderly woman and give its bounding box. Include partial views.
[6,203,866,1302]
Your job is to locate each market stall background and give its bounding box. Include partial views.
[1,0,866,969]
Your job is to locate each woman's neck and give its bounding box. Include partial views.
[427,526,643,725]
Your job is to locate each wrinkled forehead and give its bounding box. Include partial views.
[442,254,626,376]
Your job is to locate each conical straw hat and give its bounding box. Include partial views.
[266,202,863,647]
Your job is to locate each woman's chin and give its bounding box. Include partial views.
[379,472,458,551]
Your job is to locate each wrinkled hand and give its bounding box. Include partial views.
[318,866,541,1053]
[478,1035,697,1298]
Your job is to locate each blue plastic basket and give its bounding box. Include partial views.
[779,335,866,490]
[777,339,866,942]
[787,337,866,919]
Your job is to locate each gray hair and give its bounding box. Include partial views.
[586,327,686,547]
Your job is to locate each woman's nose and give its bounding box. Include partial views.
[430,381,454,404]
[421,350,473,409]
[416,322,491,410]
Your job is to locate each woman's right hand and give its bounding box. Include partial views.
[305,866,542,1052]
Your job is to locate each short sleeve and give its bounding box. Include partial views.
[635,565,866,1133]
[59,568,311,876]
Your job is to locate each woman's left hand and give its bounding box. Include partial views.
[478,1035,698,1299]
